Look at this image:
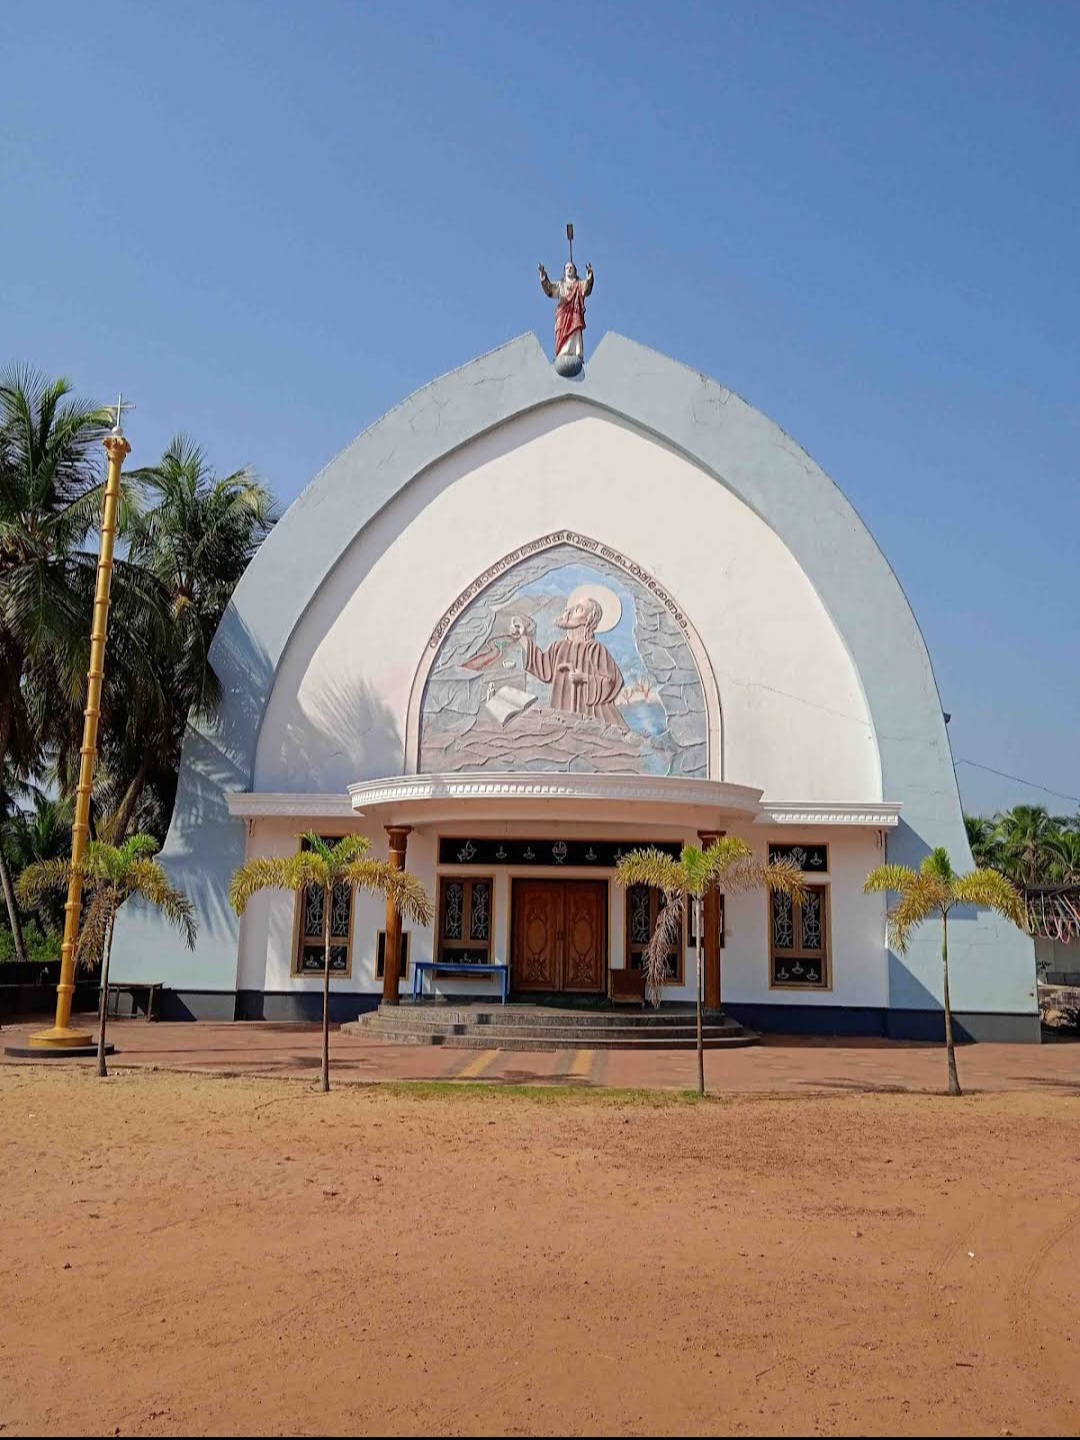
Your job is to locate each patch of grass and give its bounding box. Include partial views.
[376,1080,716,1106]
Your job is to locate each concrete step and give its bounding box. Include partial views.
[343,1001,759,1051]
[351,1027,759,1051]
[359,1018,746,1042]
[370,1004,733,1030]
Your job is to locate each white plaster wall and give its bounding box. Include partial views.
[719,827,888,1009]
[242,815,886,1010]
[253,402,879,804]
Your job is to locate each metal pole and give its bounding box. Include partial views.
[29,420,130,1048]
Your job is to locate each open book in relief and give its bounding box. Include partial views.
[482,686,537,727]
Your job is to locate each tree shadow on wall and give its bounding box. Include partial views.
[255,671,405,794]
[120,616,404,960]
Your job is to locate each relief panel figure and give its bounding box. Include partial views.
[418,543,708,777]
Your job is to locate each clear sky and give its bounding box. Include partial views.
[4,0,1078,817]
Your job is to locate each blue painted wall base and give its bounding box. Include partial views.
[724,1003,1041,1044]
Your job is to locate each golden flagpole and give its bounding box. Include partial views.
[29,399,131,1050]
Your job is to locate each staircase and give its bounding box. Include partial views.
[343,1003,759,1051]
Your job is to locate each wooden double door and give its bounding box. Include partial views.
[511,880,608,994]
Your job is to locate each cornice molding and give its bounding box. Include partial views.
[760,802,902,828]
[226,793,353,819]
[225,785,901,828]
[348,772,764,814]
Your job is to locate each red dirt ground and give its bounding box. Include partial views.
[2,1067,1079,1437]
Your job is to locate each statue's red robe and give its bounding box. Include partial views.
[555,281,587,357]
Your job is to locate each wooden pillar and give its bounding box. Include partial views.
[698,830,725,1011]
[381,826,412,1004]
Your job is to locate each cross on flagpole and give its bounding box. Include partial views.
[108,392,135,436]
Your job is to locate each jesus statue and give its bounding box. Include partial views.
[510,594,627,730]
[539,260,594,371]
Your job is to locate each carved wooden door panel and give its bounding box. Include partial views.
[561,882,607,992]
[512,881,560,991]
[511,880,607,994]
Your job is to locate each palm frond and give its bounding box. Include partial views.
[125,859,197,947]
[702,835,754,877]
[118,833,160,864]
[16,855,73,907]
[328,834,372,866]
[615,847,684,894]
[864,864,918,895]
[76,889,117,970]
[677,843,712,896]
[885,880,942,953]
[229,855,313,914]
[643,889,683,1008]
[951,868,1025,926]
[921,847,956,885]
[299,831,335,864]
[757,855,808,902]
[341,859,434,926]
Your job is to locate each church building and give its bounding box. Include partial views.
[112,298,1038,1040]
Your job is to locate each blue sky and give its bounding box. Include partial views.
[4,0,1078,816]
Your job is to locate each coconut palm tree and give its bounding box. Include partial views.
[17,834,196,1076]
[0,762,33,962]
[3,788,73,937]
[993,805,1059,888]
[615,838,806,1095]
[0,368,117,945]
[108,438,276,838]
[864,847,1024,1096]
[964,813,1001,872]
[1045,828,1080,886]
[229,834,433,1093]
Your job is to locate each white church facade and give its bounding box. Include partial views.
[112,331,1039,1039]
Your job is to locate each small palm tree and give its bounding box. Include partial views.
[18,834,196,1076]
[229,833,433,1093]
[864,847,1024,1096]
[615,839,806,1095]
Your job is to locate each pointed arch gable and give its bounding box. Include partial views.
[404,530,722,777]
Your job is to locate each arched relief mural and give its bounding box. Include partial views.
[413,532,719,777]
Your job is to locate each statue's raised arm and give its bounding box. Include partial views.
[538,263,556,298]
[584,263,594,297]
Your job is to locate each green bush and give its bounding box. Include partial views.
[0,921,61,966]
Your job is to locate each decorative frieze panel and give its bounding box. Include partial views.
[438,837,682,868]
[768,842,829,873]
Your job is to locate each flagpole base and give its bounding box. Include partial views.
[24,1025,96,1049]
[6,1033,113,1059]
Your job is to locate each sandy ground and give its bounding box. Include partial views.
[2,1069,1079,1438]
